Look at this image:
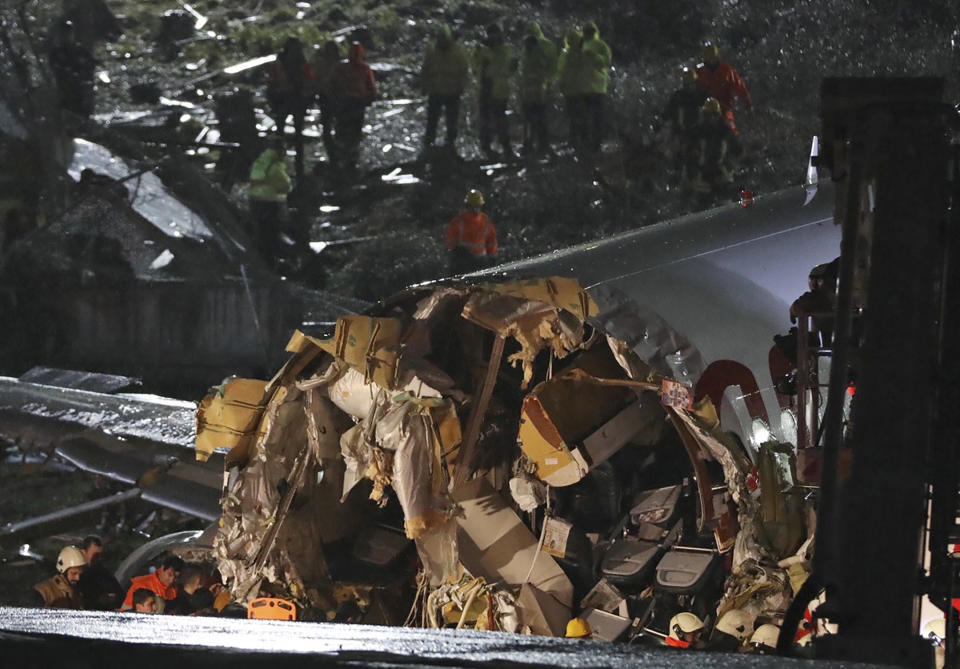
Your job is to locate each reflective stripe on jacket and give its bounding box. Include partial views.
[445,211,497,256]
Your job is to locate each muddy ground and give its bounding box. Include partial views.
[23,0,960,301]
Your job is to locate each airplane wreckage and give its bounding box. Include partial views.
[1,179,841,646]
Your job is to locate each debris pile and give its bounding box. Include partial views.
[199,276,816,643]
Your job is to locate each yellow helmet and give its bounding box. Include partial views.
[715,609,754,642]
[565,617,592,638]
[464,189,485,207]
[750,623,781,650]
[701,98,722,116]
[681,65,697,85]
[669,612,705,639]
[56,546,86,573]
[701,42,720,62]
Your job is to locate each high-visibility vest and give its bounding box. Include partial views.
[445,211,498,256]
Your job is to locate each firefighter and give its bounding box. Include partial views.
[519,22,557,157]
[665,612,705,649]
[693,97,740,197]
[266,37,315,179]
[662,66,707,180]
[420,26,470,151]
[708,608,754,652]
[445,189,498,275]
[248,139,292,265]
[313,40,342,161]
[33,546,86,609]
[565,617,592,640]
[696,42,752,133]
[475,24,515,159]
[122,555,182,612]
[749,623,781,654]
[580,21,611,153]
[331,42,377,168]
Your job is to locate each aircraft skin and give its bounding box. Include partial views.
[476,183,841,447]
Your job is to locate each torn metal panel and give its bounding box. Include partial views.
[453,477,573,610]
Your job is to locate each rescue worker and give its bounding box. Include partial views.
[167,564,214,615]
[708,608,754,652]
[33,546,86,609]
[519,22,557,157]
[749,623,781,654]
[665,612,705,649]
[557,29,591,153]
[790,257,839,344]
[474,24,516,159]
[696,42,752,133]
[122,555,182,612]
[77,535,123,611]
[693,97,740,197]
[419,26,470,151]
[445,189,497,275]
[661,66,707,180]
[331,42,376,168]
[580,21,611,153]
[565,617,592,640]
[48,19,98,118]
[214,87,259,190]
[248,139,292,265]
[313,40,341,160]
[131,588,159,614]
[266,37,315,179]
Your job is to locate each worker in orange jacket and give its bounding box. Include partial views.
[696,43,752,133]
[331,42,376,167]
[121,555,182,612]
[445,189,498,275]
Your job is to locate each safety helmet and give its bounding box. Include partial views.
[56,546,86,573]
[923,618,946,643]
[565,617,592,639]
[701,42,720,62]
[464,189,484,207]
[701,98,722,116]
[715,609,754,642]
[681,66,697,85]
[669,612,705,639]
[750,623,781,650]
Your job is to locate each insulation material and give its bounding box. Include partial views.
[195,377,269,462]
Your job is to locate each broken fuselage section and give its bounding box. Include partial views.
[202,276,811,640]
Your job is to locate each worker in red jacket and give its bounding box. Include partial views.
[121,555,182,612]
[445,189,498,275]
[331,42,376,167]
[696,43,752,133]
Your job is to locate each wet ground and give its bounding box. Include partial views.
[38,0,957,302]
[0,606,895,668]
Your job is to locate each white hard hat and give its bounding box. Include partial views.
[923,618,946,642]
[669,612,705,639]
[715,608,754,641]
[56,546,86,573]
[750,623,781,650]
